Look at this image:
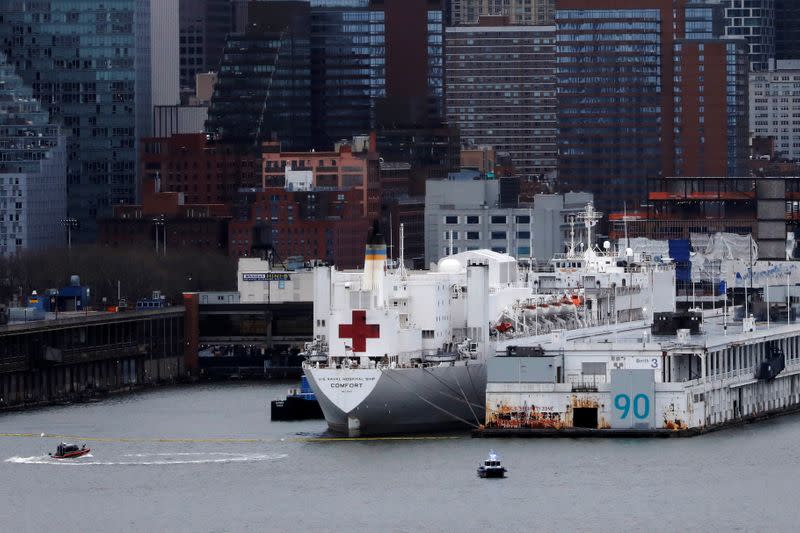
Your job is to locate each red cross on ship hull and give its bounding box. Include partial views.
[338,310,380,353]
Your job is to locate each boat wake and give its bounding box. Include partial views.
[5,451,287,466]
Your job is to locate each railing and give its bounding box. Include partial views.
[568,374,607,391]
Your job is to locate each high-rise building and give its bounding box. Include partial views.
[206,1,311,150]
[675,4,750,178]
[375,0,446,131]
[776,0,800,61]
[449,0,554,26]
[179,0,233,90]
[0,1,151,241]
[309,0,385,148]
[209,0,454,188]
[556,0,749,212]
[718,0,774,72]
[751,60,800,161]
[373,0,458,194]
[0,55,67,255]
[446,18,556,176]
[152,0,180,107]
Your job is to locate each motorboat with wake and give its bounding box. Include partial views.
[50,442,90,459]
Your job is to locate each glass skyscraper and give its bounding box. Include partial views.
[0,53,67,255]
[556,8,664,211]
[776,0,800,61]
[720,0,775,72]
[310,0,385,148]
[179,0,233,90]
[206,1,311,150]
[556,1,749,213]
[0,1,151,241]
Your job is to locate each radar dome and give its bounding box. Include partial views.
[438,257,462,274]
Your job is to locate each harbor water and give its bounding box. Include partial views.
[1,382,799,532]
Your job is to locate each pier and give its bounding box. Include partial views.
[186,294,313,378]
[0,295,315,408]
[0,308,187,409]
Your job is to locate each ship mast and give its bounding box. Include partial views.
[577,202,602,256]
[399,223,406,278]
[567,215,576,257]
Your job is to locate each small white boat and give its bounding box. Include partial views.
[477,450,506,478]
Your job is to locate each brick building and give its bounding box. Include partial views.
[98,177,231,252]
[228,187,370,268]
[141,134,261,205]
[261,135,381,220]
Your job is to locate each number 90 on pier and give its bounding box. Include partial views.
[609,369,655,429]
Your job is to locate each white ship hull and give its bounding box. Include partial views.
[304,362,486,437]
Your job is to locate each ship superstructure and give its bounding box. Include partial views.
[303,205,676,436]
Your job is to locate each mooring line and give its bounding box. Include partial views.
[0,433,462,443]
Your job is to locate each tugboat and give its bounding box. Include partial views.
[477,450,506,478]
[50,442,90,459]
[270,375,324,421]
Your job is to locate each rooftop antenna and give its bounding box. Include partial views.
[399,223,406,277]
[623,201,629,251]
[528,207,534,263]
[388,211,393,267]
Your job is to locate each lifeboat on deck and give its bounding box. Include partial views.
[495,321,514,333]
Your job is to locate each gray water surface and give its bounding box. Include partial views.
[1,382,798,532]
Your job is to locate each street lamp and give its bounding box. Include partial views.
[152,215,165,256]
[60,217,78,249]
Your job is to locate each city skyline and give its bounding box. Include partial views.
[0,0,796,260]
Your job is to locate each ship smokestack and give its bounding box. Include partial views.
[363,221,386,308]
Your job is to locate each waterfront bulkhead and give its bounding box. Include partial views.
[483,311,800,435]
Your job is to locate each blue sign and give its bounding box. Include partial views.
[610,369,655,429]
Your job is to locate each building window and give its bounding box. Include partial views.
[443,231,458,240]
[466,215,479,224]
[422,330,435,339]
[467,231,480,240]
[517,231,531,240]
[516,215,530,224]
[490,215,506,224]
[491,231,506,240]
[445,215,458,224]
